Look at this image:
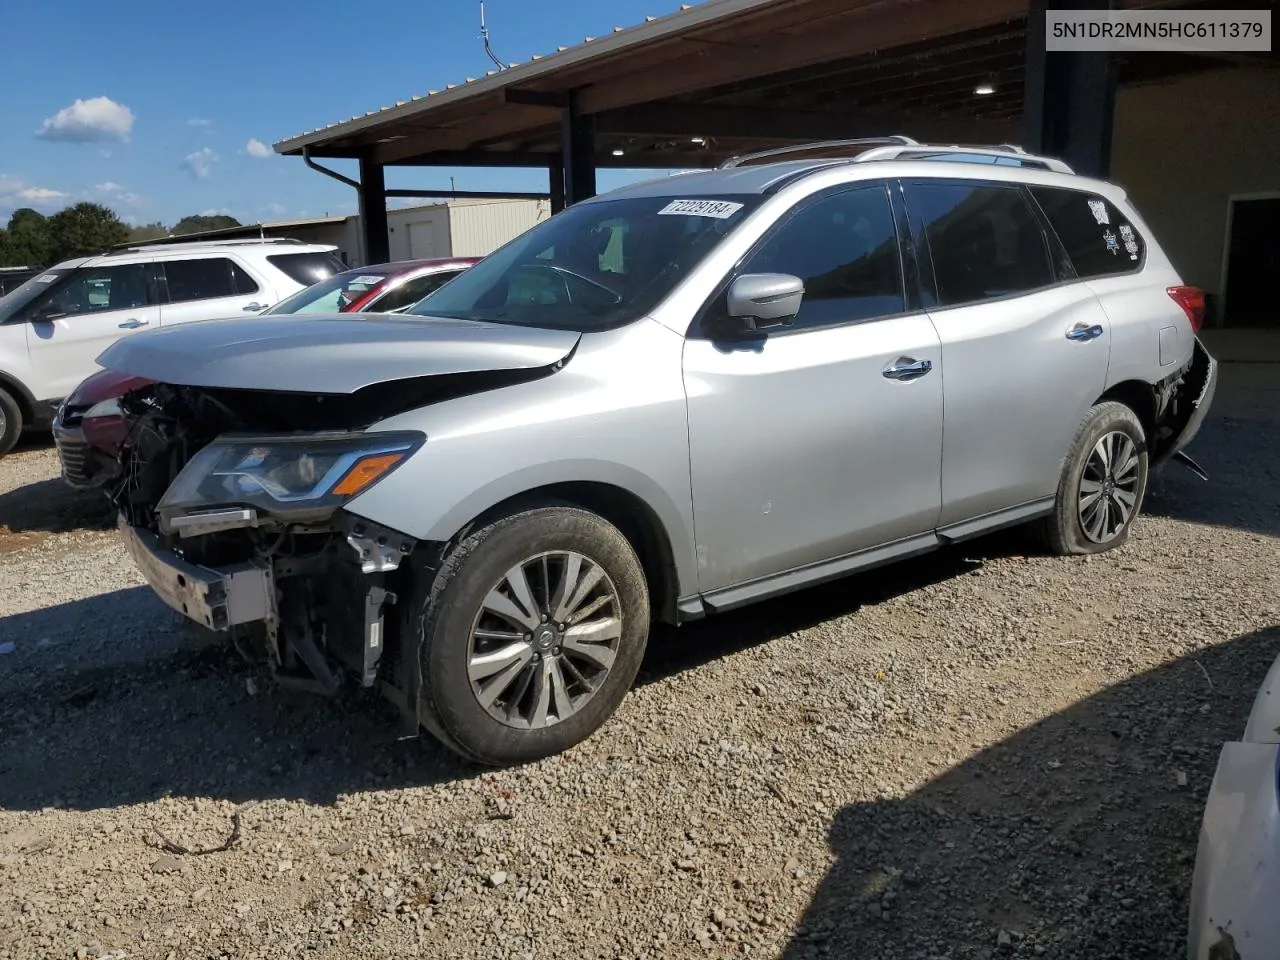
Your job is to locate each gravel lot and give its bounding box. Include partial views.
[1,363,1277,960]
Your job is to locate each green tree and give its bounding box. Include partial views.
[171,214,242,235]
[47,202,130,262]
[128,221,170,243]
[0,208,55,267]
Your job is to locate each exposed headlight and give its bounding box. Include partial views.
[157,431,424,525]
[84,397,123,419]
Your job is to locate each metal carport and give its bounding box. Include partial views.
[273,0,1270,266]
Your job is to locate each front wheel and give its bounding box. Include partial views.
[0,387,22,456]
[1039,400,1149,556]
[411,503,650,766]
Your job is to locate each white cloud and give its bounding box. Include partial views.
[187,117,212,128]
[18,187,67,202]
[0,174,68,213]
[94,182,141,205]
[200,207,232,217]
[181,147,218,180]
[263,202,287,217]
[245,138,272,159]
[36,96,135,143]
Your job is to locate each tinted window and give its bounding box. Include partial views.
[405,195,760,331]
[267,251,346,286]
[30,263,152,319]
[736,184,904,330]
[164,258,259,303]
[907,182,1054,307]
[0,268,75,321]
[372,270,465,312]
[1031,187,1144,277]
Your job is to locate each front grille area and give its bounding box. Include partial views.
[54,432,95,485]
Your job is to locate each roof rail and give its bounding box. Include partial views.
[719,136,920,169]
[853,142,1075,174]
[105,237,313,255]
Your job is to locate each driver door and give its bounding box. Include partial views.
[25,259,159,400]
[682,183,944,597]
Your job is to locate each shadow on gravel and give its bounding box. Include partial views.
[781,624,1280,960]
[1144,364,1280,540]
[0,476,114,541]
[0,528,1033,814]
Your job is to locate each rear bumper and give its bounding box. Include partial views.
[117,515,276,631]
[1154,338,1218,471]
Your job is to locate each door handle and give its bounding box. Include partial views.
[1066,323,1104,342]
[242,302,267,312]
[117,318,150,329]
[882,357,933,381]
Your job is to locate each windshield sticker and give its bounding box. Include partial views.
[350,276,383,285]
[35,274,58,283]
[657,199,744,219]
[1088,199,1109,225]
[1119,224,1139,260]
[1102,228,1120,256]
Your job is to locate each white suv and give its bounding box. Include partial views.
[0,238,346,453]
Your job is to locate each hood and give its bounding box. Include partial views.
[95,313,581,394]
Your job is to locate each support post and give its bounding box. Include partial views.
[549,154,566,214]
[561,91,597,206]
[357,155,390,265]
[1023,0,1116,179]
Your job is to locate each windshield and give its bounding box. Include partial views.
[0,269,74,322]
[265,270,390,315]
[405,195,761,330]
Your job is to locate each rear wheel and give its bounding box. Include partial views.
[0,387,23,456]
[1039,401,1149,555]
[412,503,650,766]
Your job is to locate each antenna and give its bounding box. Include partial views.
[479,2,506,72]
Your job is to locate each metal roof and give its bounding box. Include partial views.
[274,0,1264,170]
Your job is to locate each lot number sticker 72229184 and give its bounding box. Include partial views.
[657,199,745,219]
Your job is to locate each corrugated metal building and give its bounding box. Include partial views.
[120,198,550,266]
[387,199,551,261]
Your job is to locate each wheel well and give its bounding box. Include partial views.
[1096,380,1156,443]
[460,482,681,624]
[0,373,33,424]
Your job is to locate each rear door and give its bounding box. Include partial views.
[23,259,160,400]
[683,182,944,593]
[157,256,268,325]
[902,178,1112,527]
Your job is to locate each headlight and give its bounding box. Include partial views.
[157,431,424,525]
[84,397,123,419]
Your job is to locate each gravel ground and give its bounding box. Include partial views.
[1,363,1277,960]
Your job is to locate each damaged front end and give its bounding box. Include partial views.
[103,360,559,734]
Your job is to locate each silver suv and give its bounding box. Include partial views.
[97,138,1216,765]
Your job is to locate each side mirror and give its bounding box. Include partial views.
[724,273,804,333]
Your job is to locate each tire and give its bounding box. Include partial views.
[411,502,650,766]
[0,387,23,456]
[1039,401,1149,556]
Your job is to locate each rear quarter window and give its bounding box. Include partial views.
[1030,187,1145,278]
[267,251,347,286]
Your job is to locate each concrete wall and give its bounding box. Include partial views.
[1110,66,1280,316]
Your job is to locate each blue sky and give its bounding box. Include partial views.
[0,0,697,227]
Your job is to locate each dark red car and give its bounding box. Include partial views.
[54,257,478,488]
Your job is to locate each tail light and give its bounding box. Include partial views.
[1167,285,1205,334]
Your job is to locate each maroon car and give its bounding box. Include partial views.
[53,257,478,489]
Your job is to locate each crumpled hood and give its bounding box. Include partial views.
[95,313,581,394]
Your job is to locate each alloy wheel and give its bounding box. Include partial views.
[1078,430,1140,543]
[467,551,622,729]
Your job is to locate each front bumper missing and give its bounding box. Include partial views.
[118,514,275,631]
